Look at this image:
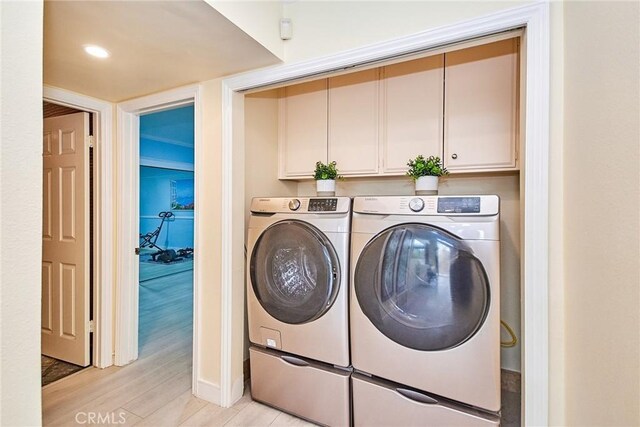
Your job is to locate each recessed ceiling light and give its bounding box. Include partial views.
[83,45,110,59]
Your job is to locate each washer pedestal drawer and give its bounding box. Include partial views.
[250,346,351,427]
[352,373,500,427]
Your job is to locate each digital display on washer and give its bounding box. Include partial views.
[437,197,481,213]
[308,198,338,212]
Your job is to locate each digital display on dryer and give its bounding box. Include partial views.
[437,197,481,213]
[308,198,338,212]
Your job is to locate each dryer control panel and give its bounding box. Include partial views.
[353,195,499,216]
[251,197,351,214]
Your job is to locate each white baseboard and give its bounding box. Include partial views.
[230,376,245,406]
[195,378,221,405]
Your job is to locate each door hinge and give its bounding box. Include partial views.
[89,320,95,333]
[88,135,95,148]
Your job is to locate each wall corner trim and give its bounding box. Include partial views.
[195,378,221,406]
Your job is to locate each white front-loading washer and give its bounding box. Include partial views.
[350,195,501,424]
[247,197,351,426]
[247,196,351,366]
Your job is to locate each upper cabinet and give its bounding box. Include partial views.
[328,69,380,175]
[277,37,520,179]
[278,79,328,179]
[381,55,444,174]
[444,39,520,172]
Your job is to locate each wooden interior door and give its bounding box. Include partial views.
[42,112,91,367]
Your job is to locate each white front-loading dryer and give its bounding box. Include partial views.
[350,195,501,422]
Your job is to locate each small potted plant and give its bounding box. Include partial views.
[313,161,341,196]
[406,155,448,195]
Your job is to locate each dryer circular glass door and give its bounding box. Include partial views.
[355,224,490,351]
[250,220,341,325]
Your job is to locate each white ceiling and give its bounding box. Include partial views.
[44,1,282,102]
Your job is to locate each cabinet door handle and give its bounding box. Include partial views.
[451,153,458,159]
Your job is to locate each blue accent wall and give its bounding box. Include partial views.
[139,105,194,251]
[140,105,194,166]
[140,167,194,250]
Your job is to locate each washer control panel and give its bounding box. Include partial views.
[408,198,425,212]
[437,197,481,214]
[288,199,301,211]
[308,198,338,212]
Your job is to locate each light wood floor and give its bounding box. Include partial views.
[139,259,194,283]
[42,270,314,426]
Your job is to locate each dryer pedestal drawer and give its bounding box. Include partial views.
[250,346,351,427]
[352,373,500,426]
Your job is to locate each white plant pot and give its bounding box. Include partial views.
[415,176,439,195]
[316,179,336,196]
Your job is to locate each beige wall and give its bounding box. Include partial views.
[196,78,252,397]
[244,91,298,239]
[0,1,44,425]
[210,1,532,63]
[282,1,531,62]
[563,2,640,425]
[197,79,224,388]
[199,81,247,397]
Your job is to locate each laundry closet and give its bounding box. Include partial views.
[244,32,523,425]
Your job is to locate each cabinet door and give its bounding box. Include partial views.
[444,38,519,172]
[381,55,444,174]
[279,79,328,178]
[328,69,379,175]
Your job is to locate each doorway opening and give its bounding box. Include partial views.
[41,101,94,386]
[137,105,195,365]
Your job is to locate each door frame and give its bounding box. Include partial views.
[43,86,115,369]
[221,2,550,425]
[115,84,202,393]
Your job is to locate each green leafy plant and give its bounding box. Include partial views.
[313,161,342,180]
[406,155,449,180]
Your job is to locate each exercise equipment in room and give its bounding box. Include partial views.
[139,211,178,263]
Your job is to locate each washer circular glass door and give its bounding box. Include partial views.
[355,224,490,351]
[250,220,340,325]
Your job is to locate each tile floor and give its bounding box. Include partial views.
[41,356,85,387]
